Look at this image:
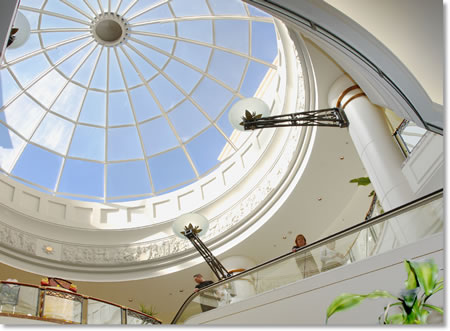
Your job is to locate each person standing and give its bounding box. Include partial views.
[193,274,216,312]
[291,234,320,278]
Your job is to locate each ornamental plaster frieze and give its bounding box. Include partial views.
[0,123,303,266]
[58,125,302,265]
[0,222,36,256]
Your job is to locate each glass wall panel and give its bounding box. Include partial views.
[149,75,185,111]
[86,299,121,324]
[129,85,161,122]
[72,48,102,86]
[174,41,211,71]
[208,50,247,90]
[129,3,173,24]
[31,113,75,155]
[0,284,39,317]
[168,100,209,142]
[0,123,26,173]
[148,148,196,192]
[186,126,227,174]
[69,125,105,161]
[108,92,134,126]
[52,83,86,121]
[78,90,106,126]
[58,159,104,197]
[251,21,278,63]
[107,160,151,197]
[191,77,233,120]
[173,193,444,324]
[10,54,49,86]
[177,20,213,44]
[12,144,63,189]
[28,70,66,108]
[214,20,249,54]
[42,289,83,323]
[139,117,179,156]
[164,59,202,93]
[107,126,143,161]
[209,0,246,16]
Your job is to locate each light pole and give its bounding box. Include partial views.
[172,213,231,280]
[228,97,349,131]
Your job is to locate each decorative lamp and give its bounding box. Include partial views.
[229,97,270,131]
[172,213,230,280]
[172,213,209,239]
[8,12,30,49]
[229,97,349,131]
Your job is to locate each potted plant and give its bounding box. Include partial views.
[326,259,443,324]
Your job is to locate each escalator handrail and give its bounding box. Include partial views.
[171,188,443,324]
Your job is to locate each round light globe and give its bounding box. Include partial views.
[228,98,270,131]
[8,12,31,49]
[172,213,209,239]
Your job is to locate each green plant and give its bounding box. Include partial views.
[139,303,157,317]
[326,259,443,324]
[138,304,158,325]
[349,176,374,197]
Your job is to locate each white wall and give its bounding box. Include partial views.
[325,0,444,105]
[184,232,444,325]
[244,0,443,131]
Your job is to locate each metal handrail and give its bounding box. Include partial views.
[171,188,443,323]
[0,281,162,324]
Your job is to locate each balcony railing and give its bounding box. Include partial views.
[393,119,428,157]
[0,282,161,325]
[172,189,443,324]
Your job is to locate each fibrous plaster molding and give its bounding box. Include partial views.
[0,123,303,266]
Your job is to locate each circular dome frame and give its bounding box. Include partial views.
[0,0,281,203]
[0,19,317,281]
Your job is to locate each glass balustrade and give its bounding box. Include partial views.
[0,282,161,325]
[394,119,428,157]
[86,298,122,324]
[42,289,83,323]
[0,283,39,317]
[173,190,443,324]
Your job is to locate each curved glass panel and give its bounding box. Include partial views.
[173,192,444,324]
[0,0,279,202]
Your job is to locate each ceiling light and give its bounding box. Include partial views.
[229,98,349,131]
[173,213,230,280]
[8,12,30,49]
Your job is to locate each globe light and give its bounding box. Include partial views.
[8,11,30,49]
[172,213,209,239]
[228,98,270,131]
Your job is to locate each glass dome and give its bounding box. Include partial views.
[0,0,279,202]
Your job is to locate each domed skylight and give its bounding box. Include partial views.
[0,0,279,202]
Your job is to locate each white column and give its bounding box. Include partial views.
[221,256,256,303]
[328,74,416,211]
[328,75,418,244]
